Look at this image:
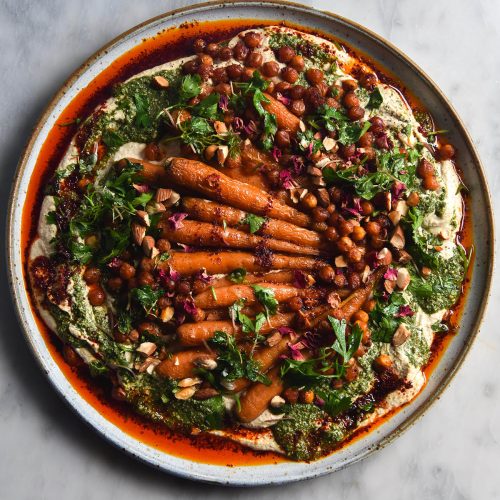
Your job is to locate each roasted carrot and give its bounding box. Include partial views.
[192,270,296,294]
[193,282,312,309]
[159,219,320,256]
[262,93,301,133]
[182,198,324,249]
[240,139,280,171]
[230,335,291,393]
[163,251,320,276]
[177,312,295,346]
[220,164,269,190]
[130,157,311,227]
[156,349,216,379]
[236,366,284,423]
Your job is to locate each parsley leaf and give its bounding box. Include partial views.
[252,285,278,318]
[366,88,383,109]
[178,74,202,102]
[228,268,247,284]
[241,213,266,233]
[133,93,152,129]
[131,285,163,315]
[369,292,407,343]
[101,129,125,149]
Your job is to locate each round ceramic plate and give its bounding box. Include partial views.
[7,0,494,486]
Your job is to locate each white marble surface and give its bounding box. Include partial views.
[1,0,499,498]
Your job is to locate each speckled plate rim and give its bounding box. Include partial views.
[6,0,494,486]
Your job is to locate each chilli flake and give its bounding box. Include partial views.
[168,212,188,230]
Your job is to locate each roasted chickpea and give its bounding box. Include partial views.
[364,221,381,237]
[137,271,154,287]
[338,219,354,236]
[244,31,262,48]
[281,66,299,84]
[334,273,347,288]
[347,106,365,121]
[119,262,136,280]
[262,60,280,77]
[319,265,336,284]
[290,99,306,117]
[417,159,435,178]
[312,222,328,232]
[274,81,291,94]
[176,280,192,295]
[369,115,385,130]
[182,59,199,75]
[312,206,329,223]
[157,239,171,253]
[198,53,213,66]
[144,142,161,161]
[343,91,359,109]
[423,176,440,191]
[197,63,213,81]
[288,296,303,312]
[305,68,324,84]
[324,226,339,242]
[193,38,206,53]
[212,67,228,85]
[301,192,318,210]
[226,63,244,80]
[339,143,356,159]
[139,257,154,272]
[83,267,101,285]
[278,45,295,63]
[138,321,161,337]
[373,354,393,372]
[289,85,305,99]
[342,79,358,91]
[439,143,455,160]
[347,247,363,263]
[406,191,420,207]
[337,236,354,253]
[303,86,325,108]
[232,41,249,61]
[300,389,315,404]
[360,73,377,90]
[206,42,219,58]
[351,226,366,242]
[358,131,374,148]
[88,286,106,306]
[219,46,233,61]
[245,51,263,68]
[275,130,291,148]
[359,200,373,216]
[289,54,305,72]
[347,273,361,290]
[107,276,123,292]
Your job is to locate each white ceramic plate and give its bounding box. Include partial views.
[7,0,494,486]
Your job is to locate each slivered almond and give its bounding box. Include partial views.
[164,191,180,208]
[299,120,306,132]
[326,292,341,308]
[266,331,282,347]
[138,357,161,373]
[137,342,157,356]
[142,235,156,257]
[335,255,348,267]
[384,279,396,294]
[290,187,308,204]
[153,75,169,88]
[388,210,401,226]
[322,136,336,151]
[214,121,228,134]
[217,145,229,165]
[390,226,406,250]
[136,210,150,227]
[392,323,411,347]
[270,395,286,408]
[160,306,174,323]
[178,377,202,388]
[396,268,411,290]
[194,357,217,370]
[155,188,172,203]
[174,387,197,400]
[132,223,146,246]
[146,201,166,214]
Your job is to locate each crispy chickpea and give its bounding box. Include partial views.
[88,286,106,306]
[338,219,354,236]
[283,387,299,404]
[197,63,213,81]
[107,276,123,292]
[339,143,356,159]
[219,46,232,61]
[337,236,354,253]
[139,257,154,272]
[176,280,192,295]
[347,273,361,290]
[342,79,358,91]
[439,143,455,160]
[182,59,199,74]
[417,159,435,178]
[406,191,420,207]
[312,206,329,223]
[360,200,374,215]
[300,389,315,404]
[205,42,219,57]
[144,142,161,161]
[281,66,299,84]
[312,222,328,232]
[358,131,374,148]
[83,267,101,285]
[324,226,339,242]
[347,247,363,263]
[373,354,393,372]
[244,31,262,48]
[304,86,325,108]
[360,73,377,90]
[193,38,206,53]
[262,60,280,77]
[364,221,381,237]
[363,299,376,313]
[288,296,303,312]
[275,81,291,94]
[328,211,341,227]
[137,271,154,287]
[289,54,305,72]
[212,67,228,84]
[347,106,365,121]
[245,51,263,68]
[138,321,161,337]
[305,68,324,84]
[226,63,244,80]
[353,310,369,323]
[351,226,366,242]
[157,239,171,253]
[241,67,255,82]
[198,53,213,66]
[369,116,385,129]
[343,91,359,109]
[290,99,306,117]
[334,273,347,288]
[319,265,336,284]
[119,262,136,280]
[232,41,249,61]
[278,45,295,63]
[301,192,318,210]
[274,130,291,148]
[289,85,305,99]
[328,186,343,204]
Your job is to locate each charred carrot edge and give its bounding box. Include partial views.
[156,349,216,379]
[219,163,269,190]
[130,157,311,227]
[182,197,324,249]
[262,93,301,133]
[240,139,279,171]
[163,251,321,276]
[159,219,321,256]
[176,312,295,346]
[236,366,284,423]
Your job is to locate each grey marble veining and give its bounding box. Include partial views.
[1,1,499,498]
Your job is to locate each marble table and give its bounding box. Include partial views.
[1,1,499,498]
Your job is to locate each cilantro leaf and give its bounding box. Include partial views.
[366,88,383,109]
[131,285,163,315]
[228,268,247,283]
[241,213,266,234]
[133,93,153,129]
[178,74,201,102]
[252,285,279,318]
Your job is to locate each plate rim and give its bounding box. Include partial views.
[6,0,495,486]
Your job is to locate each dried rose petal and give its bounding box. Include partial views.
[384,267,398,280]
[271,146,282,163]
[181,297,198,316]
[132,183,150,193]
[279,169,294,189]
[392,180,406,199]
[177,243,194,253]
[396,305,414,317]
[108,257,123,269]
[218,94,229,112]
[288,342,305,361]
[275,92,291,106]
[168,212,188,230]
[293,270,307,289]
[194,268,213,284]
[233,117,244,130]
[277,326,294,336]
[290,155,305,176]
[158,266,181,285]
[244,120,258,135]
